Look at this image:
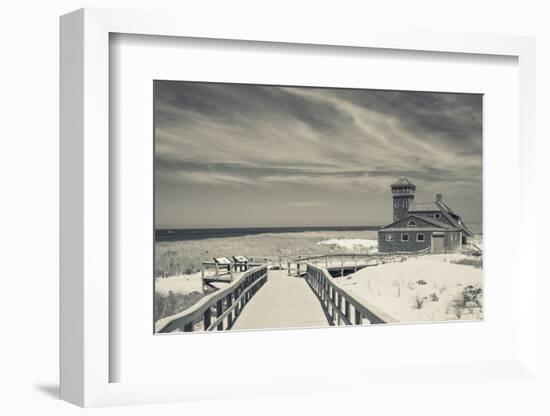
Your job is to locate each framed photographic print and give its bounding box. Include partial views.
[152,81,483,334]
[60,8,538,408]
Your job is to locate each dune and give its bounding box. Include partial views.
[336,253,483,323]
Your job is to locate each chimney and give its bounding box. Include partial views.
[436,194,443,202]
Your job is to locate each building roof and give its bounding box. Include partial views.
[409,201,439,212]
[438,201,456,215]
[407,199,474,237]
[381,214,460,232]
[435,201,473,236]
[391,176,416,188]
[419,214,461,231]
[379,227,454,233]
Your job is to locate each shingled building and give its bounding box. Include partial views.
[377,177,473,254]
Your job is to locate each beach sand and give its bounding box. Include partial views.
[336,253,483,323]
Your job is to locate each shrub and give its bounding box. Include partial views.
[429,292,439,302]
[154,289,214,322]
[451,257,483,269]
[416,279,427,285]
[449,286,483,319]
[412,293,426,309]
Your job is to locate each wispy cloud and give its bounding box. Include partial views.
[154,81,482,227]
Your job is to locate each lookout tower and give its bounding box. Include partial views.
[390,177,416,222]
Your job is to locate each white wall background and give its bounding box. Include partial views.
[0,0,548,415]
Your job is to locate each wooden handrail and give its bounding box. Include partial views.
[290,249,430,263]
[205,275,265,330]
[306,264,397,325]
[286,249,430,276]
[156,265,268,333]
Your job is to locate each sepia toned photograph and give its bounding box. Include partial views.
[153,81,483,334]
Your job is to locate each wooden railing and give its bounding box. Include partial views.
[201,261,265,278]
[288,249,430,276]
[306,264,397,325]
[462,243,482,256]
[156,265,268,333]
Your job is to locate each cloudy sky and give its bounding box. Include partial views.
[154,81,482,229]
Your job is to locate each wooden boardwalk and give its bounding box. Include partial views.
[231,270,330,330]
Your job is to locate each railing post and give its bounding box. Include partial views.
[204,307,211,330]
[331,288,336,322]
[216,299,224,330]
[234,287,241,316]
[337,293,342,325]
[226,294,233,328]
[354,309,362,325]
[344,299,350,321]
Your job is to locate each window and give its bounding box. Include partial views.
[401,234,409,242]
[417,234,425,242]
[394,201,398,208]
[407,220,417,227]
[403,201,408,208]
[394,215,398,221]
[386,234,394,241]
[434,213,441,220]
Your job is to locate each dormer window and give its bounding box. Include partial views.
[407,220,417,227]
[434,213,441,220]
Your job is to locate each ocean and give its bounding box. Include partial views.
[155,225,381,242]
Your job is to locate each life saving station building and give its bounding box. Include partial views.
[377,177,473,254]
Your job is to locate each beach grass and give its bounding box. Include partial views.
[155,230,378,278]
[451,257,483,269]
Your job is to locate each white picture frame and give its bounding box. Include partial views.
[60,8,537,407]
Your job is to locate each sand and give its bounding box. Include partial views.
[336,253,483,323]
[155,272,203,295]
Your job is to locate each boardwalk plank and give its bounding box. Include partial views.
[231,270,330,330]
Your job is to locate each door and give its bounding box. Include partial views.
[432,234,445,254]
